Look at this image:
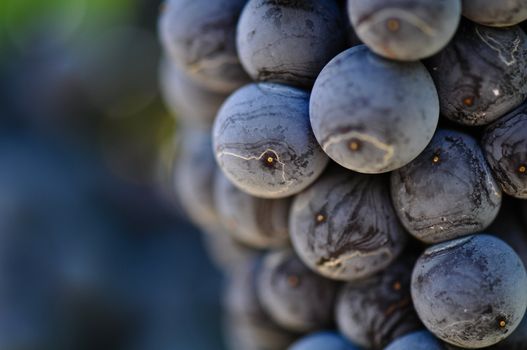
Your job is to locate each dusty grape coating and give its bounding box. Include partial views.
[173,129,219,231]
[391,129,502,244]
[289,331,361,350]
[347,0,461,61]
[426,21,527,126]
[462,0,527,27]
[290,167,407,281]
[336,257,422,349]
[310,45,439,174]
[213,171,291,249]
[384,330,446,350]
[158,0,250,93]
[257,249,338,333]
[225,257,298,350]
[236,0,347,88]
[482,103,527,199]
[213,83,329,199]
[411,234,527,348]
[159,57,228,128]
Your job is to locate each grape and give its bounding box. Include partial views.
[213,82,329,199]
[288,331,360,350]
[462,0,527,27]
[384,330,446,350]
[336,257,422,349]
[257,249,338,333]
[290,166,407,281]
[173,129,219,230]
[391,129,502,244]
[236,0,347,88]
[159,0,250,93]
[310,45,439,174]
[411,234,527,348]
[224,257,298,350]
[426,21,527,126]
[213,171,291,249]
[159,57,227,129]
[482,102,527,199]
[347,0,461,61]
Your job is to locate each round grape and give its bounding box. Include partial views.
[426,21,527,126]
[462,0,527,27]
[290,166,407,281]
[482,102,527,199]
[411,234,527,348]
[159,0,250,93]
[347,0,461,61]
[310,45,439,174]
[213,82,329,198]
[336,257,422,348]
[257,249,338,333]
[391,129,502,244]
[214,171,291,249]
[237,0,347,88]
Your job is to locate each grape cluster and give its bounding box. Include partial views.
[158,0,527,349]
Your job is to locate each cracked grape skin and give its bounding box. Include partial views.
[257,249,338,333]
[411,234,527,349]
[347,0,461,61]
[213,82,329,199]
[461,0,527,27]
[158,57,228,129]
[309,45,439,174]
[336,257,422,349]
[384,330,446,350]
[158,0,250,93]
[426,21,527,126]
[482,102,527,199]
[225,256,298,350]
[390,129,502,244]
[289,166,407,281]
[173,129,219,231]
[236,0,347,88]
[289,331,361,350]
[213,171,291,249]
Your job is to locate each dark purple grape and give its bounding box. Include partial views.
[290,167,407,281]
[213,171,291,249]
[336,257,422,349]
[482,102,527,199]
[347,0,461,61]
[224,256,298,350]
[310,45,439,174]
[159,0,250,93]
[173,129,219,231]
[426,21,527,126]
[462,0,527,27]
[236,0,347,88]
[411,234,527,348]
[257,249,338,333]
[213,83,329,199]
[391,129,502,244]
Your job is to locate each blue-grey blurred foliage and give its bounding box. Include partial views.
[0,1,225,349]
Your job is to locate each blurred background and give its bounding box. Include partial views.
[0,0,226,349]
